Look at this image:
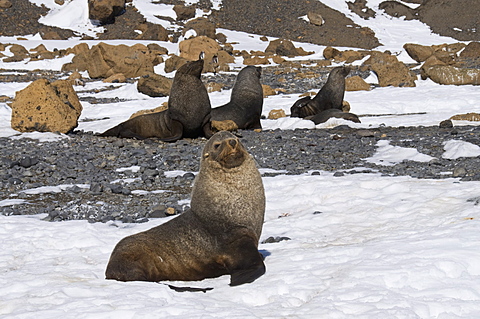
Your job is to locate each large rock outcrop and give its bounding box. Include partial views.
[11,79,82,133]
[62,43,163,79]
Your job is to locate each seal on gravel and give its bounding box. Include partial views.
[211,66,263,130]
[105,131,266,286]
[290,66,350,118]
[99,59,213,141]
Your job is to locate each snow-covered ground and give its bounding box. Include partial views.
[1,1,480,318]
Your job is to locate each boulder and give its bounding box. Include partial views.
[422,65,480,85]
[379,1,416,20]
[262,84,277,97]
[88,0,125,25]
[11,79,82,134]
[307,11,324,26]
[62,42,160,78]
[183,18,216,40]
[0,0,12,8]
[103,73,126,83]
[363,51,417,87]
[206,82,224,93]
[403,43,434,62]
[3,44,29,62]
[173,4,196,21]
[179,36,220,60]
[268,109,286,119]
[323,46,341,60]
[243,56,270,65]
[164,55,188,73]
[137,72,173,97]
[346,76,371,91]
[450,113,480,121]
[265,39,313,57]
[135,23,169,41]
[459,42,480,59]
[211,120,238,132]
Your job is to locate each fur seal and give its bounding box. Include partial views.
[290,66,350,118]
[100,59,212,141]
[105,131,266,286]
[211,66,263,130]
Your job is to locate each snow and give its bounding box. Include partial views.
[1,0,480,317]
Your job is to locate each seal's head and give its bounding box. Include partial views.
[176,59,204,78]
[202,131,247,169]
[290,96,312,118]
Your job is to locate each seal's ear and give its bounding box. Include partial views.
[198,51,205,60]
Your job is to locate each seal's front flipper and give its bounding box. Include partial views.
[224,231,266,286]
[229,257,265,286]
[159,119,183,142]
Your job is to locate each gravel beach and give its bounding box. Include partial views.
[2,124,480,223]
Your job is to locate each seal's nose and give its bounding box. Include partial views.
[228,138,237,149]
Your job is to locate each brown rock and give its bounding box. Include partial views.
[244,56,270,65]
[334,50,366,63]
[164,55,188,73]
[363,51,416,87]
[41,31,64,40]
[268,109,286,119]
[460,42,480,59]
[272,55,285,64]
[66,43,90,56]
[173,4,196,21]
[68,71,84,86]
[137,72,173,97]
[316,60,332,67]
[211,120,238,132]
[11,79,82,134]
[183,17,216,39]
[3,44,29,62]
[450,113,480,121]
[265,39,313,57]
[179,36,220,61]
[206,82,224,93]
[88,0,125,25]
[29,44,56,60]
[0,0,12,8]
[403,43,434,62]
[135,23,168,41]
[54,0,65,5]
[129,103,168,119]
[323,46,341,60]
[379,1,416,20]
[62,42,157,78]
[423,65,480,85]
[103,73,127,83]
[262,84,276,97]
[307,11,324,26]
[346,76,371,91]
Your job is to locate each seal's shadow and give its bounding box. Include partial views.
[259,250,271,259]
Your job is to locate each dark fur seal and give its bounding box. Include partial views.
[105,131,266,286]
[98,111,183,141]
[168,59,213,138]
[290,66,350,118]
[308,108,361,125]
[211,66,263,130]
[100,59,212,141]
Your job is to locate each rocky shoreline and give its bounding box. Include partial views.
[2,124,480,223]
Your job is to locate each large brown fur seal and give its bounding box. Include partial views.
[99,59,213,141]
[211,66,263,130]
[290,66,350,118]
[105,131,266,286]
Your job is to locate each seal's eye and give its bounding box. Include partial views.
[213,143,221,150]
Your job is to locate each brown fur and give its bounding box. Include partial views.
[100,59,213,141]
[105,131,266,286]
[291,66,351,118]
[211,66,263,130]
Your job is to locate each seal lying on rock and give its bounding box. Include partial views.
[99,59,213,141]
[290,66,359,124]
[211,66,263,130]
[105,131,266,286]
